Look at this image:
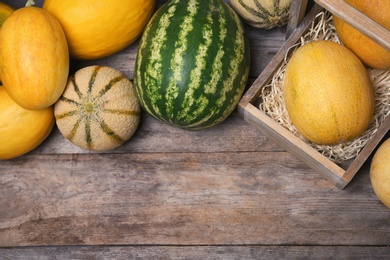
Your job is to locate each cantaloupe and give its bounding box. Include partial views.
[230,0,292,29]
[54,66,141,151]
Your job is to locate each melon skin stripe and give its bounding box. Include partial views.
[134,0,250,130]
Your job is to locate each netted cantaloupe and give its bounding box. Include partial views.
[54,66,141,151]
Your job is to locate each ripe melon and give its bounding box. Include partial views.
[54,66,141,151]
[0,86,54,160]
[0,5,69,110]
[0,2,13,27]
[43,0,155,60]
[333,0,390,69]
[230,0,292,29]
[283,40,375,145]
[370,138,390,208]
[0,2,13,83]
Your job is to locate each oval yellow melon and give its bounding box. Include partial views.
[54,66,141,151]
[0,2,13,27]
[0,86,54,160]
[370,138,390,208]
[333,0,390,69]
[283,40,375,145]
[43,0,155,60]
[0,6,69,110]
[0,2,13,83]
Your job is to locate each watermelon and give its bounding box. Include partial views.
[134,0,250,130]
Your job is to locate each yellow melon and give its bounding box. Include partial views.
[0,2,13,27]
[333,0,390,69]
[370,138,390,208]
[0,1,13,83]
[0,5,69,110]
[54,66,141,151]
[283,40,375,145]
[0,86,54,160]
[43,0,155,60]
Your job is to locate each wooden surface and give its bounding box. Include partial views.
[1,0,390,259]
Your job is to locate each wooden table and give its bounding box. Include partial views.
[1,0,390,259]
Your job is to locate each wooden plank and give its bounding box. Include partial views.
[29,111,283,155]
[1,152,390,247]
[1,0,389,255]
[2,246,390,260]
[286,0,309,39]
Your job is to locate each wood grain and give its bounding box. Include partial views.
[1,0,390,258]
[31,111,282,155]
[1,150,390,247]
[2,246,390,260]
[286,0,309,39]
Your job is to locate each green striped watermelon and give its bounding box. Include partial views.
[134,0,250,130]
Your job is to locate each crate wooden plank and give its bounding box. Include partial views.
[286,0,309,39]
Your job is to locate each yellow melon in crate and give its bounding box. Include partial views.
[283,40,375,145]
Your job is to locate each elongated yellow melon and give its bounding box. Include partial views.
[0,6,69,110]
[0,86,54,160]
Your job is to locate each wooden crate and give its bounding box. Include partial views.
[237,3,390,189]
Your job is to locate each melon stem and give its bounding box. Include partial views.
[25,0,35,7]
